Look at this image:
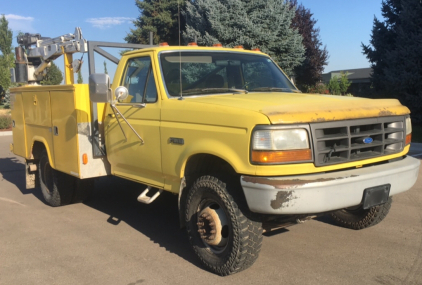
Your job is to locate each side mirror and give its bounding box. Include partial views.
[89,74,112,103]
[114,86,129,102]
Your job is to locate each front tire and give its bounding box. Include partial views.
[185,175,262,276]
[330,198,393,230]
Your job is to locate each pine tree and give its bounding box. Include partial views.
[289,0,328,89]
[184,0,305,77]
[77,70,83,84]
[0,15,15,102]
[125,0,185,45]
[361,0,402,91]
[362,0,422,121]
[383,0,422,99]
[41,62,63,85]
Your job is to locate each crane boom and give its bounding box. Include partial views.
[14,27,87,84]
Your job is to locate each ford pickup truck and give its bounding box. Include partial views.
[10,31,420,275]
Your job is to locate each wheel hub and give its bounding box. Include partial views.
[197,206,228,247]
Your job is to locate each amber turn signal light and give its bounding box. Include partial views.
[213,43,223,47]
[406,133,412,145]
[159,42,169,47]
[233,45,244,49]
[252,149,312,164]
[82,153,88,165]
[188,42,198,46]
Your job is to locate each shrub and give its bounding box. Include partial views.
[0,115,12,129]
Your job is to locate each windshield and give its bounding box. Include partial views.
[159,51,299,97]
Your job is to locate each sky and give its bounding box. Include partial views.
[1,0,384,81]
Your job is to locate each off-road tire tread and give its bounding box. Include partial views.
[185,175,262,276]
[330,198,393,230]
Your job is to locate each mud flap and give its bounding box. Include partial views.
[26,162,39,189]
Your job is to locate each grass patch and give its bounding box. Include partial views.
[412,124,422,143]
[0,115,12,129]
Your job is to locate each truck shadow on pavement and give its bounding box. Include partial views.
[0,157,204,271]
[83,176,205,271]
[0,157,45,202]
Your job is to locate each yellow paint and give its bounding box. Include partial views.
[50,89,79,175]
[10,92,27,157]
[106,51,164,187]
[22,91,51,127]
[64,53,74,85]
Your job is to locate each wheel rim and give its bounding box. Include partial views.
[196,199,230,254]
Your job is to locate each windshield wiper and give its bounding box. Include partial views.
[250,87,300,93]
[183,88,248,95]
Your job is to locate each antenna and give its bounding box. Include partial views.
[178,0,183,100]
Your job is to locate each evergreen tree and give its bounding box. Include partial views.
[41,62,63,85]
[383,0,422,100]
[362,0,422,121]
[0,15,15,101]
[125,0,185,45]
[289,0,328,89]
[77,70,83,84]
[362,0,402,91]
[184,0,305,77]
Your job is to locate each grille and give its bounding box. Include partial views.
[310,116,406,167]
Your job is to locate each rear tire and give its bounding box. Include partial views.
[38,150,74,206]
[330,198,393,230]
[185,175,262,276]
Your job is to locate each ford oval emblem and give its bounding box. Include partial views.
[363,137,373,144]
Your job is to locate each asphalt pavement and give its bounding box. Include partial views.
[0,134,421,285]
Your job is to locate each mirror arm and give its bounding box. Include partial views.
[111,104,145,144]
[117,103,146,108]
[111,104,127,141]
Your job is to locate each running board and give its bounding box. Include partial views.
[137,186,163,204]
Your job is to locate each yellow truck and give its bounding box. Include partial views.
[10,28,420,276]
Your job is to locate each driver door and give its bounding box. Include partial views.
[105,54,163,187]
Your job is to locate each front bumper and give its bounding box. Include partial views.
[241,156,420,214]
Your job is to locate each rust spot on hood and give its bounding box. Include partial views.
[378,109,396,116]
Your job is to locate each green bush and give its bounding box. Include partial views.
[0,115,12,129]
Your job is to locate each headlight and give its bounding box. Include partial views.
[251,128,312,164]
[405,117,412,145]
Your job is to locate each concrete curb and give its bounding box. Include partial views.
[0,131,12,137]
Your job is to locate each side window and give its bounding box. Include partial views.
[122,57,157,103]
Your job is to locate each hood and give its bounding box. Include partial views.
[186,93,410,124]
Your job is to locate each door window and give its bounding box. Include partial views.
[121,57,157,103]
